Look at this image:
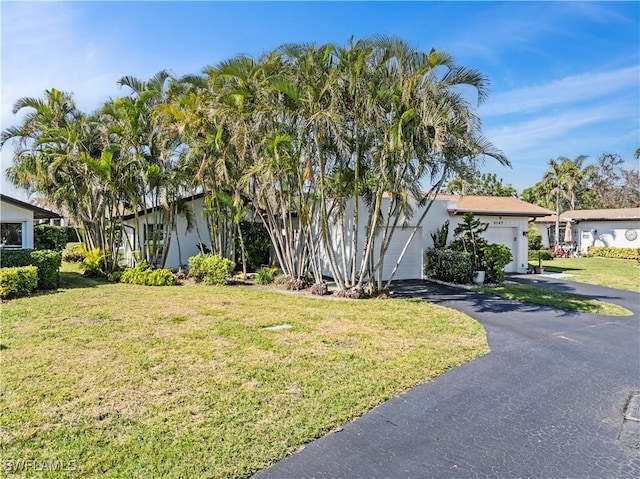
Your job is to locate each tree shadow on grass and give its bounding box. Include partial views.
[390,279,632,318]
[58,271,105,290]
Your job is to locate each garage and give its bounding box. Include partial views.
[483,226,517,272]
[377,226,423,280]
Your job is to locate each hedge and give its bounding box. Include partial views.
[425,249,474,284]
[586,246,639,260]
[188,254,235,285]
[0,266,39,299]
[120,260,178,286]
[34,225,68,252]
[0,249,62,290]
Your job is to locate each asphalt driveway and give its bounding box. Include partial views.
[254,276,640,478]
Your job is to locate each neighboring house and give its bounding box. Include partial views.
[534,208,640,253]
[321,195,553,280]
[0,194,61,250]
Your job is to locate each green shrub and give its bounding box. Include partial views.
[0,266,39,299]
[108,270,124,283]
[145,269,178,286]
[188,254,235,285]
[425,248,474,284]
[528,227,542,251]
[237,220,272,271]
[528,249,554,261]
[63,243,87,262]
[0,249,33,268]
[34,225,67,252]
[255,267,280,285]
[0,249,61,290]
[82,248,106,276]
[63,226,81,244]
[586,246,638,260]
[29,250,62,289]
[483,244,512,283]
[120,260,178,286]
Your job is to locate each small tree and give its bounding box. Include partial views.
[483,244,512,283]
[451,213,488,271]
[430,220,450,250]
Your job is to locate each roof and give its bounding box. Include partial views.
[0,194,61,219]
[439,195,553,217]
[121,192,207,221]
[536,207,640,223]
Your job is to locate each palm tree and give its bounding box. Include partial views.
[541,155,589,246]
[2,89,112,257]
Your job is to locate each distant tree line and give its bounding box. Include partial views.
[521,153,640,212]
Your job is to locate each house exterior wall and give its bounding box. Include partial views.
[534,220,640,253]
[321,197,531,281]
[122,196,211,269]
[0,201,35,249]
[573,220,640,253]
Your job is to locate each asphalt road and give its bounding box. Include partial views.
[254,275,640,478]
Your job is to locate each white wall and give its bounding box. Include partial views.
[123,196,212,269]
[321,197,531,281]
[534,220,640,253]
[574,220,640,253]
[0,201,35,249]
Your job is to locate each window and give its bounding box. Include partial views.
[1,222,23,249]
[143,224,165,249]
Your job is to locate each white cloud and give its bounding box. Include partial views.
[480,65,640,117]
[485,98,636,156]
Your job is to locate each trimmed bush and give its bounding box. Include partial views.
[120,260,178,286]
[63,243,87,263]
[586,246,638,260]
[188,254,235,285]
[0,249,61,290]
[0,249,33,268]
[30,250,62,289]
[425,249,474,284]
[34,225,67,252]
[0,266,39,299]
[483,244,512,283]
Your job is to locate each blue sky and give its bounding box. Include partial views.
[1,1,639,200]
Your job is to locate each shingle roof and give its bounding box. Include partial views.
[0,194,61,219]
[439,195,553,217]
[536,207,640,223]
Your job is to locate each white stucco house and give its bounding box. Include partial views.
[534,208,640,253]
[0,194,61,250]
[320,195,553,280]
[120,193,552,279]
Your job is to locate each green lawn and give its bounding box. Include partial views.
[529,257,640,293]
[0,266,487,478]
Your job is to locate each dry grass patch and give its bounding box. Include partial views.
[1,270,486,478]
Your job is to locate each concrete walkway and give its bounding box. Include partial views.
[254,276,640,478]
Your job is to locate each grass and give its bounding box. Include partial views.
[529,257,640,293]
[477,284,632,316]
[0,264,487,478]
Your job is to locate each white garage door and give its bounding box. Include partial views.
[483,227,517,272]
[378,227,422,280]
